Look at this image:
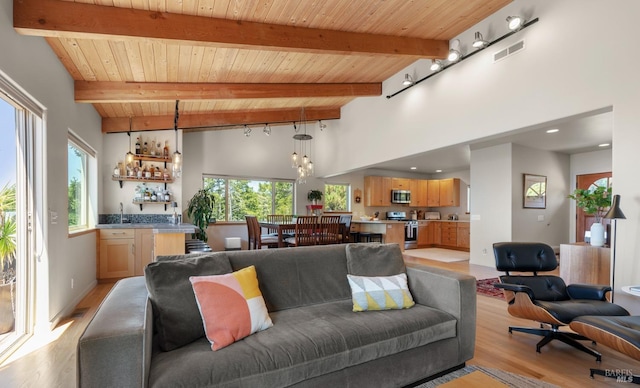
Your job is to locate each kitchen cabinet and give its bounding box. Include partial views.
[439,178,461,207]
[391,178,410,190]
[417,221,432,247]
[99,229,135,280]
[441,222,458,247]
[456,222,470,249]
[364,176,392,206]
[431,222,441,245]
[427,180,440,207]
[134,229,154,276]
[410,179,428,207]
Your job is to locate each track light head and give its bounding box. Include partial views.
[472,31,488,48]
[430,59,443,72]
[507,15,524,30]
[263,123,271,136]
[243,125,251,137]
[402,73,413,86]
[447,39,462,62]
[318,120,327,130]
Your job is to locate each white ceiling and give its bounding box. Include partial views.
[368,109,613,174]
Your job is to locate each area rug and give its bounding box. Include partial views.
[404,248,469,263]
[415,365,558,387]
[476,277,504,299]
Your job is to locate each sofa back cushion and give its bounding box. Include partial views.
[226,244,351,312]
[346,243,406,276]
[145,252,232,351]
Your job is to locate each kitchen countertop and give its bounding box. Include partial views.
[351,220,405,224]
[96,223,197,233]
[417,219,469,223]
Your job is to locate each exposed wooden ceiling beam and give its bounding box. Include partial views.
[14,0,449,58]
[102,107,341,133]
[75,81,381,103]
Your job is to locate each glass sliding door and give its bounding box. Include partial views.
[0,86,37,360]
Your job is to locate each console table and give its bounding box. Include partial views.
[559,243,610,286]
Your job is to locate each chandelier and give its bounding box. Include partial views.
[291,107,314,184]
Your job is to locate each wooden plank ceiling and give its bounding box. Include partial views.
[13,0,511,133]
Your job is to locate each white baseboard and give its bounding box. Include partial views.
[46,279,98,332]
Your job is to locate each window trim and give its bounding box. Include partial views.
[323,182,351,212]
[67,130,96,233]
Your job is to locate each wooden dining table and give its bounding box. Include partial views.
[258,221,349,247]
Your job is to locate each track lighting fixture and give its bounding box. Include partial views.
[318,120,327,131]
[402,73,413,86]
[387,17,539,99]
[447,39,462,62]
[243,125,252,137]
[472,31,488,48]
[263,123,271,136]
[506,15,524,31]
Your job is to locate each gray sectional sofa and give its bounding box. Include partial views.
[77,243,476,387]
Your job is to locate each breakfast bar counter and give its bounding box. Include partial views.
[351,220,405,251]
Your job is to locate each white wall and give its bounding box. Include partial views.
[511,144,570,246]
[0,0,103,327]
[320,0,640,312]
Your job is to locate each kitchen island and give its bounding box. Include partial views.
[95,223,197,281]
[351,220,406,251]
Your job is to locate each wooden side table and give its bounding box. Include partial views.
[559,243,610,285]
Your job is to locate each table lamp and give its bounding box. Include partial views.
[603,194,626,302]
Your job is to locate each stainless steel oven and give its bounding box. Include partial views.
[386,211,418,249]
[391,190,411,204]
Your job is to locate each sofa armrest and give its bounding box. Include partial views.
[406,265,476,362]
[77,277,152,388]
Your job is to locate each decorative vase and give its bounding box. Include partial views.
[590,222,605,247]
[312,199,317,205]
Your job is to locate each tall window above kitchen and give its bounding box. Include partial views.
[68,132,96,232]
[203,175,294,221]
[324,183,350,211]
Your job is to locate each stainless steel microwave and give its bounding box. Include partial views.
[391,190,411,204]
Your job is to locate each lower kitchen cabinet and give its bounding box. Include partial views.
[135,229,154,276]
[441,222,458,247]
[99,229,135,279]
[416,221,469,251]
[456,223,470,249]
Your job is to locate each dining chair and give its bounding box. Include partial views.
[284,216,318,247]
[246,215,279,249]
[265,214,284,235]
[318,215,341,245]
[338,214,353,243]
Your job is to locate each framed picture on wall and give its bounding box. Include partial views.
[523,174,547,209]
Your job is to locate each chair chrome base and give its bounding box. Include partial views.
[590,368,640,384]
[508,325,602,361]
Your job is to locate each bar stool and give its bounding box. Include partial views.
[358,232,383,243]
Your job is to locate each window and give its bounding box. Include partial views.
[68,132,96,232]
[324,183,350,211]
[203,175,294,221]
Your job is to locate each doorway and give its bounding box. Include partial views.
[575,172,612,242]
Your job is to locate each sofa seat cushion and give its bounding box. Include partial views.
[149,299,457,388]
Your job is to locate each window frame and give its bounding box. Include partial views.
[202,174,296,222]
[323,182,351,212]
[67,131,96,233]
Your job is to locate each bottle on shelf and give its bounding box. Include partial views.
[143,165,151,179]
[154,165,162,179]
[150,138,156,156]
[163,167,170,181]
[113,164,120,177]
[135,165,141,179]
[143,141,148,155]
[135,137,141,154]
[163,141,169,158]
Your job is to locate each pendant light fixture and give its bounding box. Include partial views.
[291,107,314,184]
[172,100,182,178]
[125,116,134,165]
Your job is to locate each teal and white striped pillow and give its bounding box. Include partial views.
[347,273,415,312]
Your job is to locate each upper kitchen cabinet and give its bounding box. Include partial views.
[427,180,440,207]
[391,178,411,190]
[410,179,428,207]
[364,176,392,207]
[439,178,461,207]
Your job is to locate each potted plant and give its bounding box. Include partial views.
[187,188,216,242]
[0,183,16,334]
[568,185,612,246]
[307,190,323,205]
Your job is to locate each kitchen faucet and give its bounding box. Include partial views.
[120,202,123,224]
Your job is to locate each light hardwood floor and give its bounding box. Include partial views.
[0,254,636,387]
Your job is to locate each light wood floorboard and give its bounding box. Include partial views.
[0,253,636,387]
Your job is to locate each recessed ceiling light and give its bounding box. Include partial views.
[598,143,610,147]
[546,129,559,133]
[410,166,417,170]
[435,169,443,173]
